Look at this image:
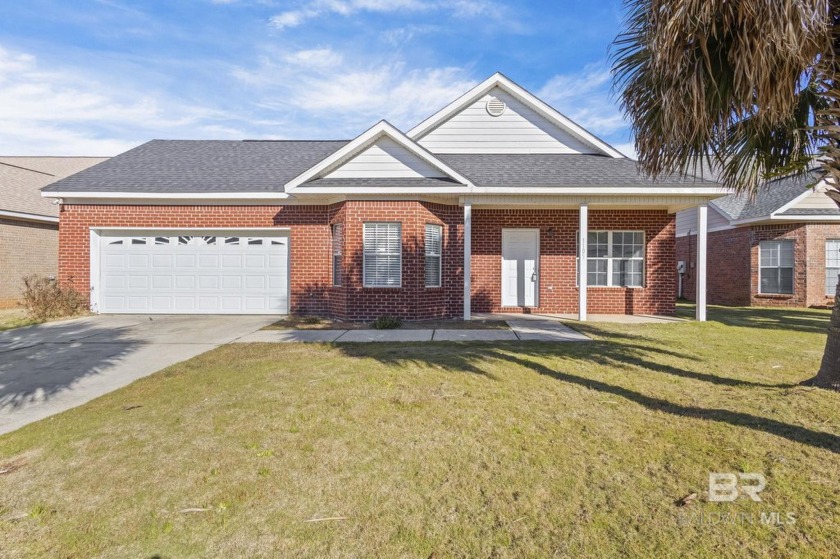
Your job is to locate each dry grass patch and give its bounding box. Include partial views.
[1,306,839,557]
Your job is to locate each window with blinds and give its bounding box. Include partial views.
[363,222,402,287]
[425,224,442,287]
[827,240,840,296]
[759,240,793,294]
[332,223,343,287]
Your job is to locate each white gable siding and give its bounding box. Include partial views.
[676,205,732,236]
[325,137,446,179]
[788,188,837,211]
[417,88,597,154]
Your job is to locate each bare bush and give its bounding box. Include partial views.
[20,275,87,320]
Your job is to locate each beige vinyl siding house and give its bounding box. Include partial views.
[0,157,107,307]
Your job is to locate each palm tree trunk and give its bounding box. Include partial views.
[807,279,840,389]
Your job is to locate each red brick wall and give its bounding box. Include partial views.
[58,202,465,321]
[676,222,840,308]
[59,204,677,318]
[332,200,464,321]
[676,228,752,306]
[58,204,335,315]
[471,209,676,315]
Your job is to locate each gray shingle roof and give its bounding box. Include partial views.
[42,140,348,194]
[437,154,718,187]
[1,157,108,216]
[42,141,722,195]
[711,169,821,220]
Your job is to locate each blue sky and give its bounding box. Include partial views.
[0,0,633,156]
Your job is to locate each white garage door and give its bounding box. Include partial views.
[96,230,289,314]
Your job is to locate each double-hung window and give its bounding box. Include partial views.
[331,224,343,287]
[578,231,645,287]
[363,222,402,287]
[826,240,840,296]
[759,240,794,294]
[425,224,442,288]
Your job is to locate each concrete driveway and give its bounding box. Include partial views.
[0,314,276,435]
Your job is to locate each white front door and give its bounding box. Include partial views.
[95,229,289,314]
[501,229,539,307]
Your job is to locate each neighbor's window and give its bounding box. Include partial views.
[425,224,442,287]
[332,223,343,287]
[759,240,794,294]
[826,240,840,296]
[577,231,645,287]
[363,222,402,287]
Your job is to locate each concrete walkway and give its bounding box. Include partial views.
[0,314,274,435]
[233,317,590,344]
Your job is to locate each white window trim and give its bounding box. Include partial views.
[425,223,443,288]
[363,222,402,288]
[332,223,343,287]
[826,239,840,296]
[576,230,646,288]
[758,240,794,295]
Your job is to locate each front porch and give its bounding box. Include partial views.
[462,200,710,323]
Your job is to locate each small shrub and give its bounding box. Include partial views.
[20,275,87,321]
[372,315,401,330]
[301,316,322,325]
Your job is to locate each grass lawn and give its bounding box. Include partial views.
[2,306,840,558]
[0,309,41,332]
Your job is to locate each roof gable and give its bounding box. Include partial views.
[324,136,447,179]
[407,73,625,158]
[285,121,473,191]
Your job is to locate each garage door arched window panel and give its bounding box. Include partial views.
[759,240,794,294]
[363,222,402,288]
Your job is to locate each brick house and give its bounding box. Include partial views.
[676,169,840,308]
[42,74,722,321]
[0,156,107,307]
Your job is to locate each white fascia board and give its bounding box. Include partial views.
[676,224,736,237]
[90,226,291,232]
[0,209,59,223]
[283,120,474,192]
[42,191,289,201]
[287,186,472,195]
[770,180,825,216]
[467,186,728,196]
[406,72,626,159]
[729,214,840,226]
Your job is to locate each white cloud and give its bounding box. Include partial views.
[233,57,476,136]
[538,63,628,137]
[0,45,248,155]
[270,0,503,29]
[283,48,343,68]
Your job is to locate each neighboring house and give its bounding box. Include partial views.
[676,169,840,307]
[41,73,722,321]
[0,156,108,307]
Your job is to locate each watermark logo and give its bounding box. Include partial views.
[708,472,766,502]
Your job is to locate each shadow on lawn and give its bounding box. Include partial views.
[677,304,830,334]
[338,337,840,455]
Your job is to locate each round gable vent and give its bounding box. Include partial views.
[486,97,506,117]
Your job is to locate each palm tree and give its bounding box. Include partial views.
[612,0,840,389]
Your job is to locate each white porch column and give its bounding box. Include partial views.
[463,202,472,321]
[579,203,588,321]
[696,203,707,321]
